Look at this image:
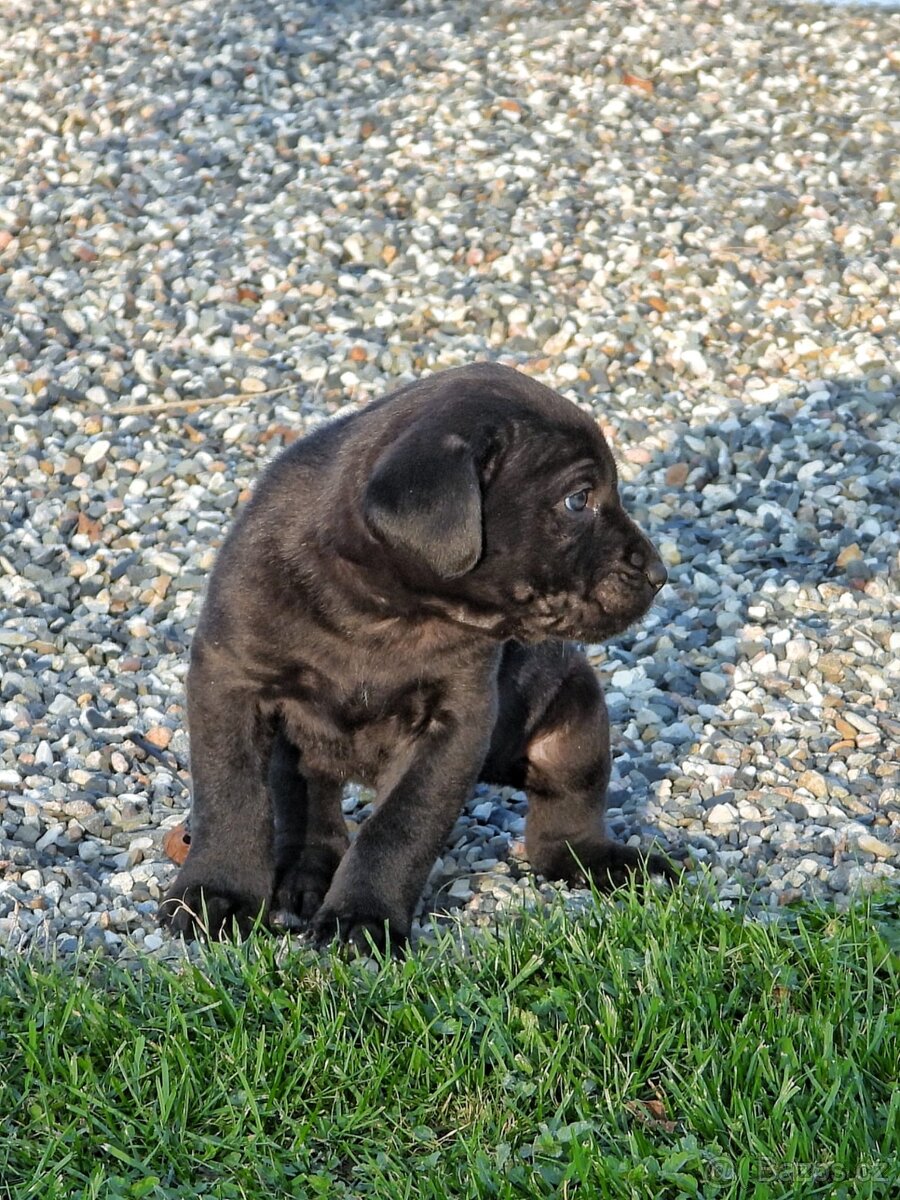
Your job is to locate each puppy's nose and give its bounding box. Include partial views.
[629,548,668,591]
[645,558,668,590]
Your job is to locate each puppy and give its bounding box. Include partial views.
[161,362,673,950]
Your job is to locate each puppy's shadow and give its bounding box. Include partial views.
[414,374,898,921]
[596,373,898,905]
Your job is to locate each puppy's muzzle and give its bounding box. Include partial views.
[628,547,668,593]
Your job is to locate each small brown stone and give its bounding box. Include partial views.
[832,715,857,739]
[145,726,172,750]
[163,824,191,865]
[665,462,690,486]
[817,654,845,684]
[835,543,863,569]
[76,512,103,542]
[796,769,828,799]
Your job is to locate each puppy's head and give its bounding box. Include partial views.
[363,364,666,642]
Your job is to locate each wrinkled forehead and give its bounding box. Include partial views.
[505,410,618,484]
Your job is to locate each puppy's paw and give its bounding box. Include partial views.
[532,836,680,893]
[307,905,407,957]
[273,845,345,924]
[160,876,269,941]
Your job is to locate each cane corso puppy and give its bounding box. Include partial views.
[161,362,673,950]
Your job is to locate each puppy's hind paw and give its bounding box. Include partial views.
[272,845,345,925]
[533,836,681,894]
[642,847,683,885]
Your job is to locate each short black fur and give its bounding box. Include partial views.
[160,363,675,949]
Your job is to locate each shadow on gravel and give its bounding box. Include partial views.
[422,372,899,926]
[598,374,898,902]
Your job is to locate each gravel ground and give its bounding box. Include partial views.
[1,0,898,961]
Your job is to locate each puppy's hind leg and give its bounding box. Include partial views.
[269,728,349,924]
[485,642,677,891]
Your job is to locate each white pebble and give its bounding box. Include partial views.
[752,654,778,675]
[707,803,739,825]
[83,439,111,465]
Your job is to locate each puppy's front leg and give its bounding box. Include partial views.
[309,697,495,955]
[161,646,276,939]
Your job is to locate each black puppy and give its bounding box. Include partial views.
[161,362,672,949]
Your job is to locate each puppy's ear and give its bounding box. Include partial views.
[364,431,482,579]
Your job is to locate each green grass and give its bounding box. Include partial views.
[1,889,898,1200]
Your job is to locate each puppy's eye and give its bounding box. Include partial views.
[564,489,591,513]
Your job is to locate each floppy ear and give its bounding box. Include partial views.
[363,431,482,579]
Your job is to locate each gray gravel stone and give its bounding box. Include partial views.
[1,0,898,959]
